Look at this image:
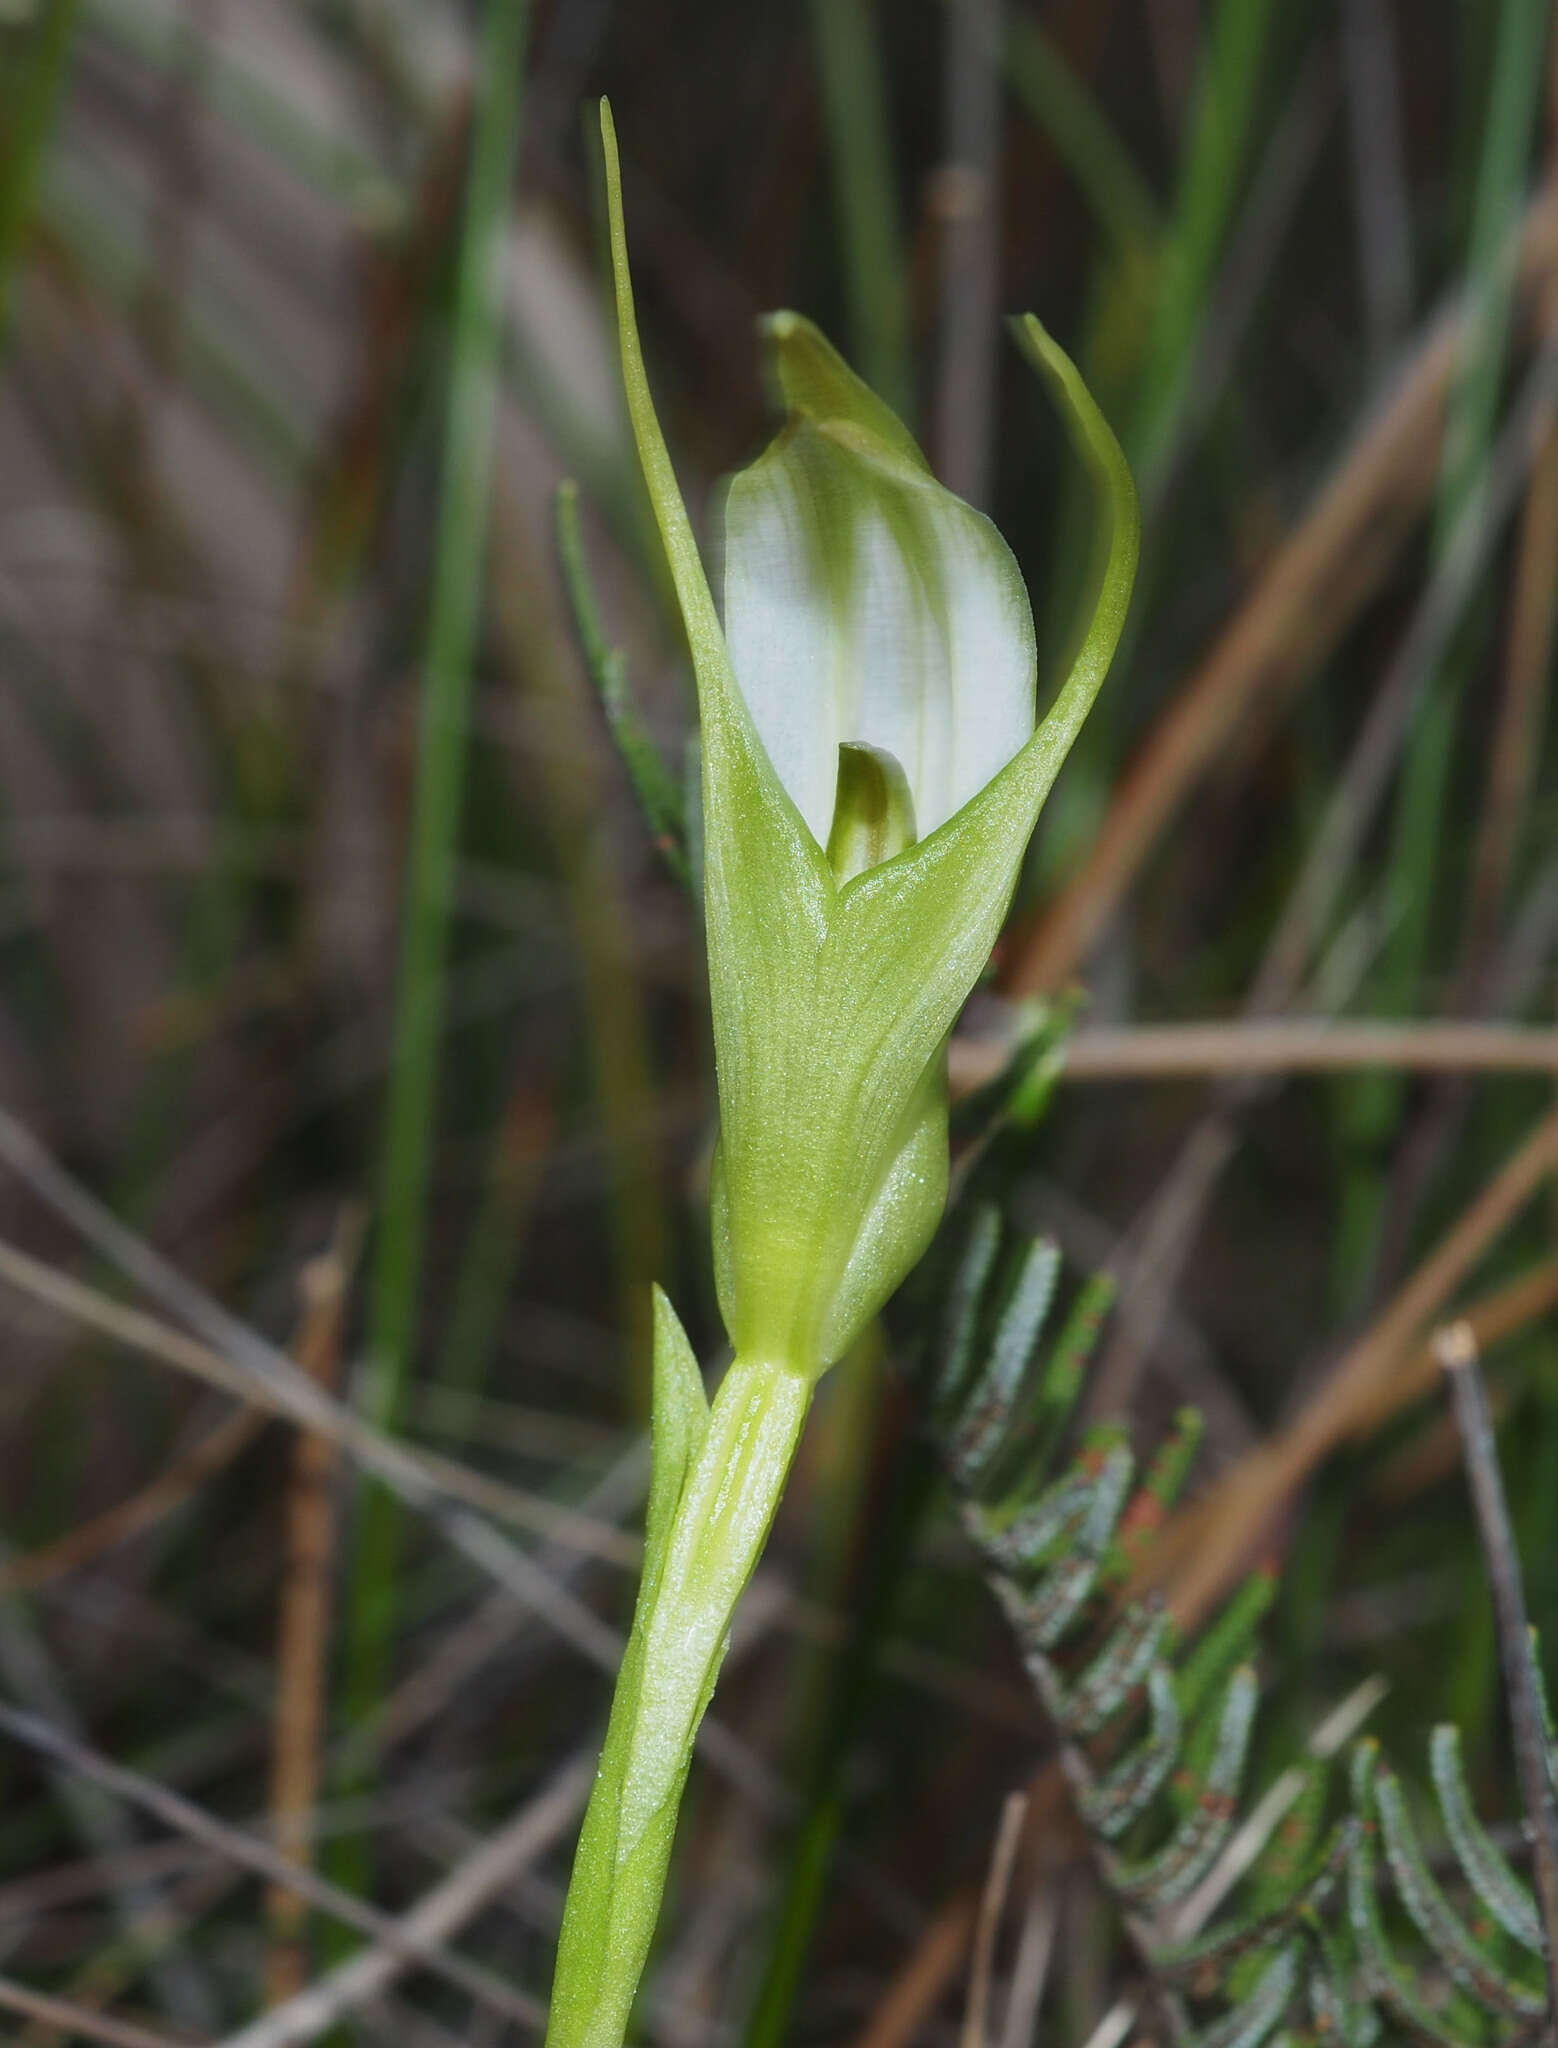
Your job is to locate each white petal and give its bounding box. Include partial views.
[723,427,1036,845]
[840,450,1036,836]
[720,449,843,847]
[720,313,1037,851]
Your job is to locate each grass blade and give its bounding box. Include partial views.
[333,0,532,1897]
[1126,0,1275,487]
[807,0,913,422]
[1340,0,1553,1304]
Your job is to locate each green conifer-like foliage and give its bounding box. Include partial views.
[917,1198,1557,2048]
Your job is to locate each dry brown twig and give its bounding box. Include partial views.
[1137,1102,1558,1631]
[933,0,1003,508]
[0,1839,210,1927]
[265,1213,363,2008]
[949,1018,1558,1093]
[997,1885,1058,2048]
[962,1792,1028,2048]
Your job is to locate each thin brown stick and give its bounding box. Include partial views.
[1083,1113,1240,1424]
[950,1017,1558,1093]
[0,1976,202,2048]
[962,1792,1027,2048]
[1002,183,1558,997]
[1139,1102,1558,1631]
[850,1741,1094,2048]
[850,1889,981,2048]
[1439,1322,1558,2037]
[0,1405,264,1597]
[265,1217,361,2008]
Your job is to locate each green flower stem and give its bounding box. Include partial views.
[546,1312,811,2048]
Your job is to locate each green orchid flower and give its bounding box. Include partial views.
[543,102,1138,2048]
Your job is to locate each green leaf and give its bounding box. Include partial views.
[547,1288,705,2048]
[643,1284,709,1588]
[1009,311,1141,749]
[547,1307,805,2048]
[1430,1723,1542,1950]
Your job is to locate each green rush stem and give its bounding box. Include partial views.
[333,0,530,1896]
[545,1357,812,2048]
[1339,0,1551,1306]
[501,490,667,1412]
[0,0,82,352]
[554,481,690,888]
[428,1063,553,1438]
[806,0,914,425]
[998,3,1161,264]
[1125,0,1274,490]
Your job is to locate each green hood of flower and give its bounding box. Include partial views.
[599,102,1137,1377]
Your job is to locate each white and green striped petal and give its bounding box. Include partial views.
[721,313,1037,847]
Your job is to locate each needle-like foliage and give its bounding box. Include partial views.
[915,1194,1558,2048]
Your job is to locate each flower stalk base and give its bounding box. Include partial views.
[544,1295,810,2048]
